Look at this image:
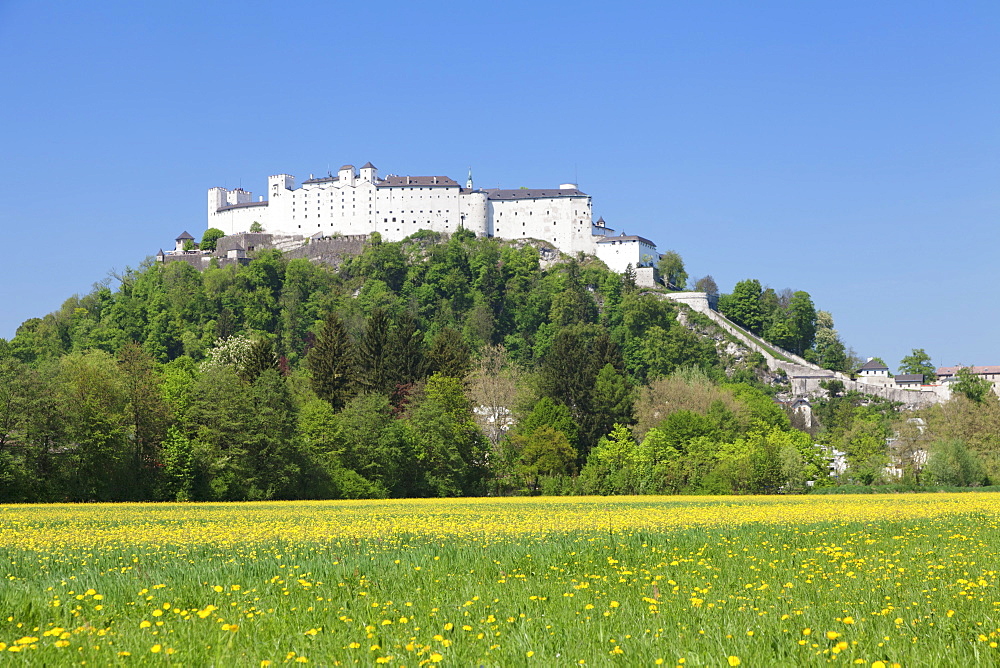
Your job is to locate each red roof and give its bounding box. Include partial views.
[936,365,1000,376]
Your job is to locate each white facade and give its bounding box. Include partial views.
[594,235,659,274]
[207,162,657,273]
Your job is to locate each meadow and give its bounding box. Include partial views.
[2,495,1000,666]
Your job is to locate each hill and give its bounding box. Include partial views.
[0,230,918,502]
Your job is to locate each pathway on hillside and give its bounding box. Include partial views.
[691,303,942,407]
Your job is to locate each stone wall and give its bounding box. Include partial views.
[790,375,945,408]
[663,291,719,314]
[636,267,659,288]
[284,235,369,268]
[695,306,946,406]
[217,233,286,255]
[158,253,247,270]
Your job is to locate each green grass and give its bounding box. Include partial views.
[2,497,1000,665]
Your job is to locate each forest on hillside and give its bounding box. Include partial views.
[0,230,993,502]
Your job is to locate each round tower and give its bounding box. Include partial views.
[460,191,489,237]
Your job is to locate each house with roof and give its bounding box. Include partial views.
[174,231,195,252]
[856,358,892,385]
[893,374,925,388]
[207,161,657,275]
[595,234,659,274]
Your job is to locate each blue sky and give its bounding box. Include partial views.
[1,0,997,371]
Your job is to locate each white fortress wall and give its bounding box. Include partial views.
[206,163,658,276]
[376,176,462,241]
[487,186,592,252]
[293,166,378,237]
[595,236,658,274]
[208,186,270,235]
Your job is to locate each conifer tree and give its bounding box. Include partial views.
[242,338,280,384]
[306,311,354,410]
[388,311,425,387]
[425,326,471,378]
[356,308,393,394]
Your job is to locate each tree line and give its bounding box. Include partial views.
[3,229,973,502]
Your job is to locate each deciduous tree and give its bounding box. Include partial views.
[899,348,936,382]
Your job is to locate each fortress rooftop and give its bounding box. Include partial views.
[486,188,587,200]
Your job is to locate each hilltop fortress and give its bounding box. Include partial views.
[207,162,658,274]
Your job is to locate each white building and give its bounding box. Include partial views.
[595,234,659,274]
[207,162,656,273]
[856,358,892,386]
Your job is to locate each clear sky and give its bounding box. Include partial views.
[1,0,997,371]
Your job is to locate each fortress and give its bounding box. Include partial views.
[207,162,659,274]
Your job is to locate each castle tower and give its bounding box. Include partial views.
[208,187,227,217]
[459,190,488,236]
[338,164,356,187]
[175,231,195,252]
[226,188,252,206]
[268,174,295,201]
[360,162,378,184]
[466,167,473,189]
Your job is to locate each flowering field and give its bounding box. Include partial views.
[2,495,1000,666]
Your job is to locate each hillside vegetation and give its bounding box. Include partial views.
[0,230,980,501]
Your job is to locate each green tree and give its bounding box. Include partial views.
[425,326,471,379]
[621,264,637,294]
[515,426,576,492]
[719,279,765,334]
[356,308,394,394]
[693,275,718,296]
[159,426,195,501]
[584,364,634,456]
[657,250,687,290]
[806,311,850,373]
[56,351,132,501]
[333,393,413,497]
[923,438,985,486]
[579,423,638,494]
[250,221,263,232]
[306,311,355,410]
[518,397,580,449]
[243,369,303,500]
[387,311,425,388]
[899,349,936,382]
[408,374,487,496]
[117,342,171,498]
[538,325,625,453]
[786,291,818,355]
[242,338,280,384]
[201,227,226,252]
[842,420,888,485]
[952,367,993,404]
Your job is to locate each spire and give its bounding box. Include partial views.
[466,166,473,190]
